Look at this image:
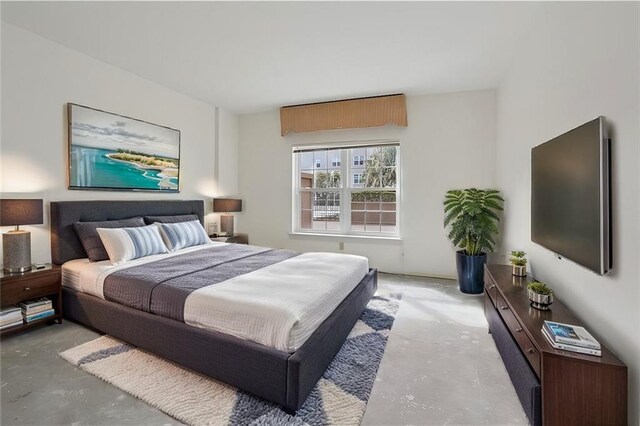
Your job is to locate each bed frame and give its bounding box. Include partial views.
[51,200,377,412]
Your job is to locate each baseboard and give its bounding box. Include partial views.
[378,270,457,281]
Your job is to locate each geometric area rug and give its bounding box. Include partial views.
[60,293,402,426]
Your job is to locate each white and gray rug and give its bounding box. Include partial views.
[60,293,401,426]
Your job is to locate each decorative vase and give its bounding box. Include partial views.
[512,265,527,277]
[528,289,554,310]
[455,250,487,294]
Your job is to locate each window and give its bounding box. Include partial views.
[294,142,400,236]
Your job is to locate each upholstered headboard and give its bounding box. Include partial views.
[50,200,205,265]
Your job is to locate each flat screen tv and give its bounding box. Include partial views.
[531,117,611,275]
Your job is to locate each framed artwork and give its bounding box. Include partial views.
[67,103,181,192]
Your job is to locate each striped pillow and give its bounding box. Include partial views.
[97,225,168,264]
[157,220,210,251]
[73,217,146,262]
[143,214,199,225]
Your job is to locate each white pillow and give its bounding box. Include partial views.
[156,220,210,251]
[97,224,168,264]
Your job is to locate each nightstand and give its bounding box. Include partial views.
[210,233,249,245]
[0,264,62,337]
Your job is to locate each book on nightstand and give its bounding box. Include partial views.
[19,298,55,322]
[19,297,53,315]
[0,320,23,330]
[0,306,24,329]
[23,309,55,323]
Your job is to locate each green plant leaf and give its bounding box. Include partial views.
[443,188,504,254]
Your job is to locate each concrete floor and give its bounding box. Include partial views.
[1,273,527,425]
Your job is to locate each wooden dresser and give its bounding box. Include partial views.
[484,264,627,426]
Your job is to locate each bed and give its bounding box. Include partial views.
[51,200,377,412]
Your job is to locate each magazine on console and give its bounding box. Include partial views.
[543,320,600,350]
[542,327,601,356]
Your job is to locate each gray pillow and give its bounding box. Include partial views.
[143,214,199,225]
[73,217,145,262]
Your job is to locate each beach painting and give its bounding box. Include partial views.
[68,103,180,192]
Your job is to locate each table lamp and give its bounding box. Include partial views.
[1,199,43,272]
[213,198,242,237]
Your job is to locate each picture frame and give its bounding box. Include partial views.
[67,103,181,192]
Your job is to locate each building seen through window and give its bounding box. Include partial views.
[294,143,399,236]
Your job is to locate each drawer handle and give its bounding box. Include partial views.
[490,285,496,289]
[23,287,31,291]
[528,348,536,354]
[515,328,523,332]
[500,306,509,310]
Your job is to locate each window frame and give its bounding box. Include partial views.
[292,140,401,238]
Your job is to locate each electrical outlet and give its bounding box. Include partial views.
[339,242,344,251]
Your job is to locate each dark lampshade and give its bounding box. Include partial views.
[0,199,44,226]
[213,198,242,213]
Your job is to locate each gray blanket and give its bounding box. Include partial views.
[103,244,299,322]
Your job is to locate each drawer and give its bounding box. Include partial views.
[484,271,498,306]
[496,294,541,377]
[1,272,60,305]
[484,292,494,317]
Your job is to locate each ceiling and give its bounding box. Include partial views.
[2,1,542,113]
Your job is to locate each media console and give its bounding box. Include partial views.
[484,264,627,425]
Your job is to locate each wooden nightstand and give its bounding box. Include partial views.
[210,233,249,245]
[0,264,62,337]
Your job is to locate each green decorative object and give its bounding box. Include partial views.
[444,188,504,294]
[444,188,504,256]
[527,281,554,310]
[510,250,527,276]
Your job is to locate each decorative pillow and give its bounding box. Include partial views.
[73,217,145,262]
[97,225,168,264]
[156,220,210,251]
[143,214,200,225]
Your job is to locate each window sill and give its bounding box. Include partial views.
[289,232,402,242]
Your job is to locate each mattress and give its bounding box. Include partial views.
[62,243,368,352]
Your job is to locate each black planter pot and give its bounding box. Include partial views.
[456,250,487,294]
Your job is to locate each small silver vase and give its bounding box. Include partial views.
[512,265,527,277]
[528,289,554,310]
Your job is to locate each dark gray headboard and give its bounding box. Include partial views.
[50,200,205,265]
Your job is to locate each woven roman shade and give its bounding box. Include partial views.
[280,94,407,136]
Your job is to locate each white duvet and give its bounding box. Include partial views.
[62,244,369,352]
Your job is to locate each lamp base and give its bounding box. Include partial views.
[3,231,32,273]
[220,215,235,237]
[3,266,33,273]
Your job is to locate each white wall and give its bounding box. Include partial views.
[0,23,237,263]
[494,3,639,422]
[217,108,239,197]
[238,90,497,277]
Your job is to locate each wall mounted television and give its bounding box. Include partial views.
[531,116,611,275]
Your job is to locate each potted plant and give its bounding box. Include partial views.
[444,188,504,294]
[527,281,554,310]
[510,251,527,277]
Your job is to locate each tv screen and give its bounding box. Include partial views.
[531,117,610,275]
